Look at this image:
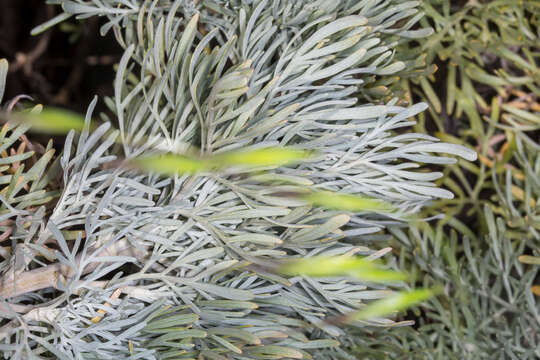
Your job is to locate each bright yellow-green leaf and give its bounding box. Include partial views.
[350,288,434,321]
[18,107,86,134]
[278,256,368,276]
[216,147,313,168]
[133,154,209,175]
[305,191,394,212]
[350,268,407,282]
[134,147,314,176]
[278,256,406,282]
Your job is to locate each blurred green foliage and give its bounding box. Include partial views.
[401,0,539,227]
[367,0,540,358]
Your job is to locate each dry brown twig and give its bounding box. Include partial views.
[0,238,148,300]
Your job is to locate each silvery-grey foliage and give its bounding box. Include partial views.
[1,1,476,359]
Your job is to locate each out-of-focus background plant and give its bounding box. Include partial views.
[354,1,540,358]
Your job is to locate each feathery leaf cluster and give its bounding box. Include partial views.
[1,1,477,359]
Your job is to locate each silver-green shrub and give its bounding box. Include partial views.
[0,1,476,359]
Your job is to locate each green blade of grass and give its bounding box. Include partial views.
[349,288,435,321]
[18,107,86,134]
[133,154,209,175]
[278,256,406,282]
[134,147,314,176]
[215,147,313,168]
[304,191,394,212]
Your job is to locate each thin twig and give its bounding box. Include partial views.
[0,238,148,299]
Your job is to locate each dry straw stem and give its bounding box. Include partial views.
[0,238,147,300]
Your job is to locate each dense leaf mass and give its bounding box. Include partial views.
[0,1,487,359]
